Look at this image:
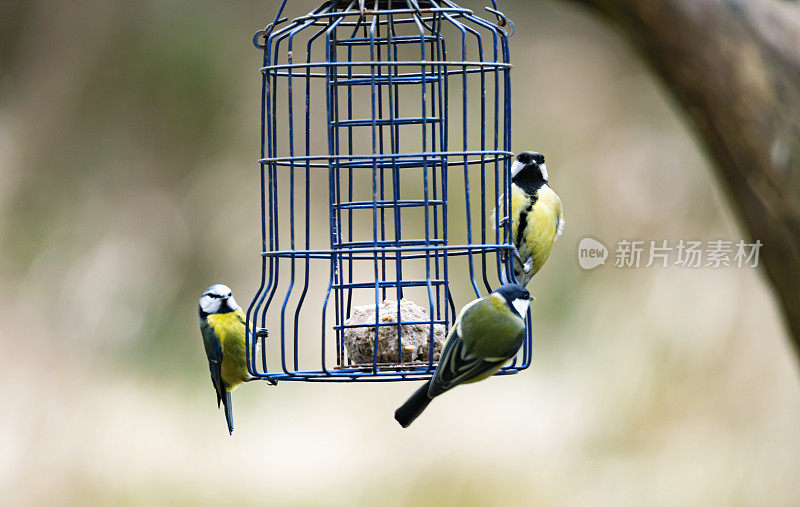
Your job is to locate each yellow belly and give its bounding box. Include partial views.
[512,184,562,283]
[207,310,250,391]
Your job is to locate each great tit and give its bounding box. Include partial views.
[494,151,564,287]
[199,284,261,435]
[394,283,532,428]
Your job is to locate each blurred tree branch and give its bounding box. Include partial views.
[566,0,800,359]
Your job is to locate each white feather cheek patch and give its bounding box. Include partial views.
[512,298,530,317]
[511,160,525,178]
[200,296,218,314]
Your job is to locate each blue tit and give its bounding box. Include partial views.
[198,284,260,435]
[494,151,564,287]
[394,283,533,428]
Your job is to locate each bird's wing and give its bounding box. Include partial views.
[429,298,520,396]
[429,332,508,397]
[555,197,565,242]
[201,321,226,407]
[459,296,525,358]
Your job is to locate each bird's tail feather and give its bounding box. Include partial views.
[395,381,433,428]
[222,390,234,435]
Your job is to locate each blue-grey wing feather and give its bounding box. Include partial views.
[200,321,226,407]
[429,328,507,397]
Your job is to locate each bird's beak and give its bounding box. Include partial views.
[528,295,536,301]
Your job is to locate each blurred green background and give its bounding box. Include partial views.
[1,1,799,505]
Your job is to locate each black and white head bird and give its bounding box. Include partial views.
[494,151,564,287]
[394,284,533,428]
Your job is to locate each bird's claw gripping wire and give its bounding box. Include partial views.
[243,376,278,386]
[511,245,525,266]
[501,243,525,266]
[246,328,278,385]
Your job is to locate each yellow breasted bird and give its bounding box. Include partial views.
[199,284,262,434]
[494,151,564,286]
[394,284,532,428]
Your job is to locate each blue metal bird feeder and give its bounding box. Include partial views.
[246,0,531,382]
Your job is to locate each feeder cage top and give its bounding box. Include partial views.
[247,0,531,382]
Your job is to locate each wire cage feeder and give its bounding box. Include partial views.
[247,0,531,382]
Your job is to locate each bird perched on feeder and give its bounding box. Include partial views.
[494,151,564,287]
[394,283,532,428]
[199,283,269,435]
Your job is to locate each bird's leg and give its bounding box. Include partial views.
[497,217,512,261]
[514,247,526,266]
[501,244,525,266]
[511,245,525,265]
